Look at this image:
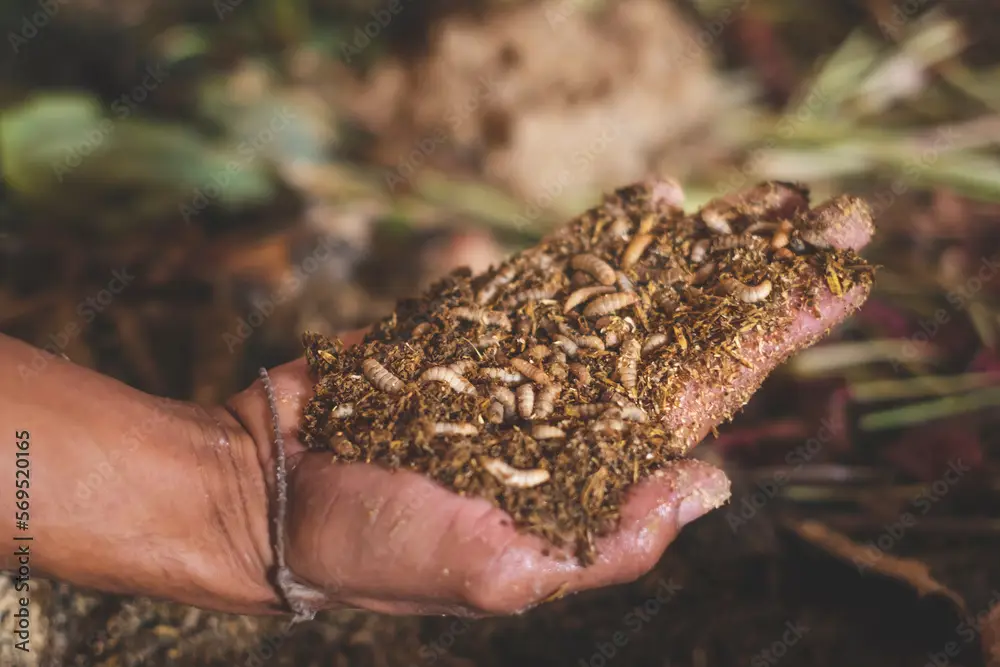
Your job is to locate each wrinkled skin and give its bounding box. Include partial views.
[0,180,874,620]
[225,180,875,617]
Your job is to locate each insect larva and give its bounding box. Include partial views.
[420,366,477,395]
[552,334,579,357]
[712,234,763,252]
[552,350,567,364]
[474,334,501,350]
[615,271,636,293]
[558,323,606,351]
[567,402,612,417]
[447,360,478,375]
[571,271,593,288]
[773,247,795,260]
[411,322,434,337]
[622,232,654,269]
[362,358,405,393]
[770,220,795,249]
[744,221,779,235]
[691,261,716,286]
[604,405,648,422]
[608,217,631,240]
[330,404,354,419]
[481,458,550,488]
[701,208,733,235]
[451,306,512,330]
[571,253,616,286]
[527,344,552,361]
[591,419,625,433]
[690,238,711,264]
[569,363,591,386]
[563,285,615,313]
[617,338,641,393]
[516,383,535,419]
[720,276,773,303]
[549,362,568,382]
[481,368,525,384]
[583,292,639,318]
[432,422,479,436]
[534,384,561,419]
[532,425,566,439]
[475,264,518,305]
[512,285,559,305]
[641,333,670,357]
[487,401,505,424]
[511,358,551,385]
[489,385,516,420]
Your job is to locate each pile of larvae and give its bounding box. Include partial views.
[300,179,875,563]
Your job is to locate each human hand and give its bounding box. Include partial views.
[222,183,875,618]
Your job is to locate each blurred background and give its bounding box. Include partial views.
[2,0,1000,665]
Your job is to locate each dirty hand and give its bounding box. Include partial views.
[223,185,875,618]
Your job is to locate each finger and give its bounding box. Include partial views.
[285,454,727,616]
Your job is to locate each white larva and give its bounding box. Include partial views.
[770,220,795,249]
[571,253,616,286]
[487,401,505,424]
[532,425,566,439]
[362,358,405,393]
[447,360,478,375]
[476,264,518,305]
[583,292,639,318]
[432,422,479,436]
[481,368,525,384]
[549,362,568,382]
[617,338,641,393]
[512,285,559,305]
[568,402,613,417]
[330,404,354,419]
[420,366,477,395]
[489,385,516,420]
[516,383,535,419]
[481,458,550,488]
[510,358,551,385]
[591,419,625,433]
[641,333,670,357]
[451,306,512,330]
[622,232,655,269]
[720,276,773,303]
[615,271,636,293]
[701,208,733,235]
[475,335,501,350]
[557,323,605,351]
[533,384,562,419]
[563,285,615,313]
[690,238,711,264]
[527,344,552,361]
[569,363,591,386]
[603,405,648,423]
[552,334,579,357]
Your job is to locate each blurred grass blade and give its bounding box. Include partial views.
[860,386,1000,430]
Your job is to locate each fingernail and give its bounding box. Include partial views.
[675,472,731,529]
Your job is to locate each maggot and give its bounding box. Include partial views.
[617,337,641,393]
[563,285,615,313]
[552,334,579,357]
[432,422,479,436]
[487,401,505,424]
[549,362,569,382]
[622,232,654,269]
[420,366,477,395]
[558,323,605,351]
[527,344,552,361]
[475,264,518,305]
[720,276,773,303]
[711,234,763,252]
[451,306,512,330]
[511,358,552,385]
[690,238,711,264]
[330,404,355,419]
[583,292,639,318]
[533,384,562,419]
[516,383,535,419]
[480,368,525,384]
[362,358,405,393]
[571,253,616,286]
[569,363,591,386]
[532,425,566,439]
[615,271,636,293]
[474,335,501,349]
[701,208,734,235]
[641,333,670,357]
[591,419,625,433]
[691,261,716,286]
[481,458,550,488]
[567,402,613,417]
[604,405,648,422]
[770,220,795,249]
[512,285,559,305]
[489,385,516,420]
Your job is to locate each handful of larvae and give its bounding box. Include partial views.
[301,179,875,562]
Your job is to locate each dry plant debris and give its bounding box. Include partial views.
[300,178,876,563]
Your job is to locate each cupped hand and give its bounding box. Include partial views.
[224,184,875,618]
